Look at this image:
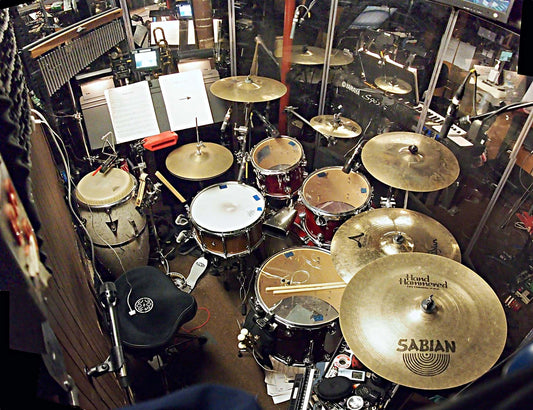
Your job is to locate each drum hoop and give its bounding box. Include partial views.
[191,213,264,237]
[299,168,372,219]
[254,246,338,327]
[250,136,304,175]
[76,176,138,209]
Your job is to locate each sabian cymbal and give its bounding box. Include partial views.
[289,46,354,66]
[340,253,507,390]
[375,76,412,94]
[166,142,234,181]
[330,208,461,283]
[361,132,460,192]
[310,115,362,139]
[210,75,287,103]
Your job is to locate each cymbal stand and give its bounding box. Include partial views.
[236,103,253,182]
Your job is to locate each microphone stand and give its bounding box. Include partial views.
[86,282,135,404]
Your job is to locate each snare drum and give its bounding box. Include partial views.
[250,136,306,199]
[251,247,343,366]
[75,168,149,279]
[189,182,266,258]
[299,166,372,246]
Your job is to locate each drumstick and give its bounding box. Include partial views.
[155,171,186,203]
[272,283,347,294]
[266,282,346,294]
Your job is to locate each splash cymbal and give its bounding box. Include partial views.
[340,253,507,390]
[361,132,460,192]
[166,142,234,181]
[375,76,412,94]
[210,75,287,103]
[310,115,362,139]
[330,208,461,283]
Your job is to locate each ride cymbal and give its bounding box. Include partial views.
[289,46,354,66]
[375,76,412,94]
[210,75,287,103]
[340,253,507,390]
[330,208,461,283]
[361,132,460,192]
[310,115,362,139]
[166,142,234,181]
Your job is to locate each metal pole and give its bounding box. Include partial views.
[464,109,533,259]
[117,0,135,52]
[228,0,237,76]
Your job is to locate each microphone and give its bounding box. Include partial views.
[342,139,364,174]
[253,110,281,138]
[439,69,475,140]
[290,7,301,40]
[220,107,232,133]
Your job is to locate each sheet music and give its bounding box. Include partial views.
[158,70,214,131]
[104,81,160,144]
[150,20,181,46]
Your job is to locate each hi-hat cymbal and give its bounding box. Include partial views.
[210,75,287,103]
[289,46,354,66]
[375,76,412,94]
[340,253,507,390]
[331,208,461,283]
[361,132,460,192]
[310,115,362,139]
[166,142,234,181]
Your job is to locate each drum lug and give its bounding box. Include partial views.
[316,215,327,227]
[128,218,138,235]
[284,186,292,194]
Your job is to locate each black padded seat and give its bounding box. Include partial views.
[115,266,197,351]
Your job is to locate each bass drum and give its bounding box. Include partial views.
[248,247,343,366]
[75,168,150,279]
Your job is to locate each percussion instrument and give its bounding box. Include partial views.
[210,75,287,103]
[250,247,344,365]
[299,166,372,247]
[189,182,265,258]
[289,46,354,66]
[75,168,149,278]
[310,115,362,139]
[250,136,306,199]
[375,76,412,94]
[330,208,461,283]
[165,142,234,181]
[340,253,507,390]
[361,132,460,192]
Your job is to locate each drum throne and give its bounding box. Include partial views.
[114,265,207,389]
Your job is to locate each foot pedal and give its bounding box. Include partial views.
[184,256,209,293]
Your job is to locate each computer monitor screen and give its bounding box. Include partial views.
[177,2,193,19]
[432,0,516,24]
[500,50,513,62]
[132,48,160,72]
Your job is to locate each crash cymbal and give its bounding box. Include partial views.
[289,46,354,66]
[166,142,234,181]
[210,75,287,103]
[361,132,460,192]
[375,76,412,94]
[310,115,362,139]
[331,208,461,283]
[340,253,507,390]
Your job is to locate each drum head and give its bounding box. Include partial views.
[190,182,265,232]
[251,136,303,173]
[301,166,371,217]
[76,168,135,206]
[255,247,342,327]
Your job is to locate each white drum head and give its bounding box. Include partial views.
[76,168,135,206]
[191,182,265,232]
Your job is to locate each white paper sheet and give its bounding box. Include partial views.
[150,21,181,46]
[158,70,214,131]
[104,81,160,144]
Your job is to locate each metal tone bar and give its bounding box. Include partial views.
[464,109,533,260]
[416,8,459,134]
